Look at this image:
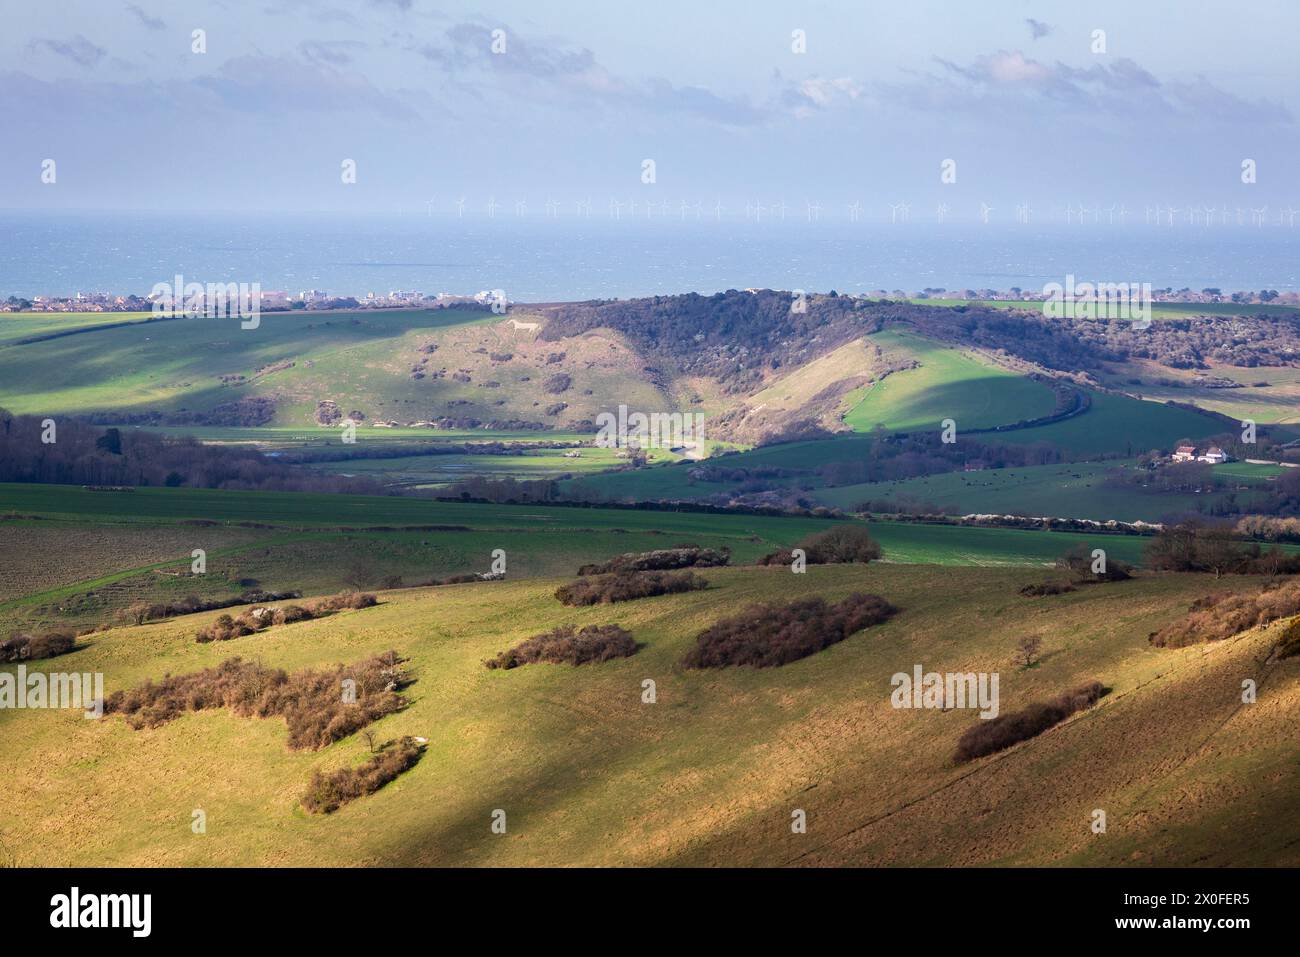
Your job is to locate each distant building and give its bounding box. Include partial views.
[1200,447,1228,464]
[1172,445,1198,462]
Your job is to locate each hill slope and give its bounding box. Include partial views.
[2,564,1295,866]
[843,329,1058,432]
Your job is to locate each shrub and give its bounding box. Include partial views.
[682,593,896,669]
[1019,580,1076,597]
[484,624,636,669]
[953,681,1106,762]
[105,651,408,751]
[759,525,881,566]
[542,373,572,394]
[0,630,76,663]
[194,591,377,642]
[554,570,708,606]
[1055,545,1133,583]
[577,546,729,576]
[1149,580,1300,648]
[310,591,378,612]
[301,736,426,814]
[271,604,311,625]
[116,590,302,626]
[798,524,882,564]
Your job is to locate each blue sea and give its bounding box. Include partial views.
[3,210,1298,300]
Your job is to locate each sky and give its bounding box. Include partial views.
[1,0,1297,218]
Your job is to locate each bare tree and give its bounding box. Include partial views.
[1014,635,1043,669]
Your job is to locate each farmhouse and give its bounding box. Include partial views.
[1169,445,1231,465]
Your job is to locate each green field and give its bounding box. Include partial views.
[1211,461,1287,480]
[301,446,638,487]
[843,330,1057,433]
[0,483,1176,635]
[811,461,1271,522]
[980,390,1228,456]
[865,519,1149,566]
[129,424,602,449]
[3,561,1296,866]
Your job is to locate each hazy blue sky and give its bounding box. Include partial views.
[2,0,1297,216]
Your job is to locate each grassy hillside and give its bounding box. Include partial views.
[0,308,488,418]
[3,563,1295,867]
[843,330,1057,433]
[0,306,685,434]
[0,311,157,344]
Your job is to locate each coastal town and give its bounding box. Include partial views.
[0,288,503,314]
[3,286,1296,314]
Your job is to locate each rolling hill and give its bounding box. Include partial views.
[842,329,1058,433]
[2,562,1295,867]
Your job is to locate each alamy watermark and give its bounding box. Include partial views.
[595,404,706,451]
[50,887,151,937]
[0,666,104,718]
[1041,274,1152,329]
[891,664,999,719]
[150,273,261,329]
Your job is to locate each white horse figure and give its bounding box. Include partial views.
[506,318,540,333]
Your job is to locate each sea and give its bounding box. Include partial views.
[2,210,1298,301]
